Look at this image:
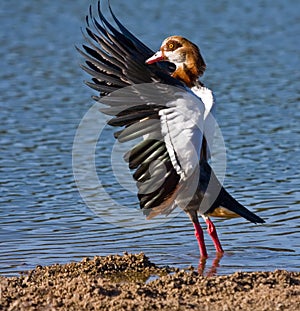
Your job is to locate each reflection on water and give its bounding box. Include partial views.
[0,1,299,276]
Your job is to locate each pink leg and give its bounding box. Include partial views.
[193,222,208,258]
[205,218,224,254]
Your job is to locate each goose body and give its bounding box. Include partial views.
[78,1,264,258]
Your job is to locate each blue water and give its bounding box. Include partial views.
[0,0,299,276]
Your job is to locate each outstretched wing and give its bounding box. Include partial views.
[78,1,205,217]
[77,1,180,98]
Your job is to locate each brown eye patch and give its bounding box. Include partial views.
[165,40,182,51]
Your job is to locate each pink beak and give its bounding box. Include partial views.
[145,51,165,64]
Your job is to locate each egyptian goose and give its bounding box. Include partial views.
[77,1,264,258]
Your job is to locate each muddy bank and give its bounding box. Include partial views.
[1,253,299,310]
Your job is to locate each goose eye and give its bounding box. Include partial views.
[168,43,174,49]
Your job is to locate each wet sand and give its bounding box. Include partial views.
[1,253,299,310]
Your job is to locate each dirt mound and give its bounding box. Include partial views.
[1,253,299,310]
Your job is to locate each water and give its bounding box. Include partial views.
[0,0,299,276]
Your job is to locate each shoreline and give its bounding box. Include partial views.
[1,253,299,310]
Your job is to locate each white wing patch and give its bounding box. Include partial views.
[191,85,214,118]
[159,91,205,180]
[191,85,216,160]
